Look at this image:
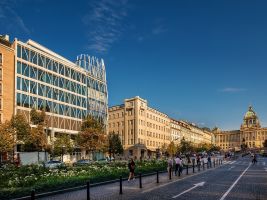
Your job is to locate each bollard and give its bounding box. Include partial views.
[156,171,159,183]
[87,181,90,200]
[193,162,195,173]
[186,165,189,175]
[119,176,122,195]
[31,189,35,200]
[203,162,205,170]
[198,163,200,172]
[169,168,172,180]
[139,173,142,188]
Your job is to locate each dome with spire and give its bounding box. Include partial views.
[241,105,260,129]
[244,106,257,119]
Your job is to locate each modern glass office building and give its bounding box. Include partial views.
[14,39,108,140]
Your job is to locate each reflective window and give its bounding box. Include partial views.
[30,96,37,108]
[38,54,44,67]
[16,93,22,106]
[53,75,58,87]
[17,77,21,90]
[22,47,29,61]
[53,61,58,73]
[59,64,64,75]
[17,61,22,74]
[22,78,29,92]
[30,81,37,94]
[38,98,44,110]
[46,58,52,70]
[22,63,29,77]
[17,45,21,58]
[30,66,37,79]
[31,50,37,65]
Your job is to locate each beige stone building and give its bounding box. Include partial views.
[109,96,213,159]
[0,35,15,123]
[108,96,171,159]
[213,106,267,151]
[170,119,212,145]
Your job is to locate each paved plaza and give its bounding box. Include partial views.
[38,155,267,200]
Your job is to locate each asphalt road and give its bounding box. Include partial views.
[127,156,267,200]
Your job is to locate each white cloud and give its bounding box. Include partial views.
[219,88,247,93]
[83,0,129,53]
[152,25,167,35]
[0,0,30,34]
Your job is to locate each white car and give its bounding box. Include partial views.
[44,160,65,169]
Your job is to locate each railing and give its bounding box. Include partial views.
[13,158,225,200]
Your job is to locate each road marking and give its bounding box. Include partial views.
[264,168,267,172]
[172,182,205,198]
[263,162,265,166]
[219,163,251,200]
[229,161,236,165]
[228,166,235,170]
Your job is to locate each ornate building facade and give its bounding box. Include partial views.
[108,96,213,159]
[214,106,267,151]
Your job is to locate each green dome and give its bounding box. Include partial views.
[244,106,257,119]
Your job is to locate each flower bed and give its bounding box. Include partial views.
[0,160,167,199]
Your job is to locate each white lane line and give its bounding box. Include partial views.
[172,182,205,198]
[219,163,251,200]
[228,166,235,171]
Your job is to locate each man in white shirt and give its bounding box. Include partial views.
[174,156,181,176]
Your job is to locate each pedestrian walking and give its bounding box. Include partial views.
[197,155,201,167]
[252,154,257,165]
[180,157,184,174]
[208,155,211,168]
[174,156,181,176]
[167,156,173,177]
[128,158,135,182]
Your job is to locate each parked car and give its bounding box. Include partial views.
[73,159,93,166]
[96,158,109,164]
[44,160,65,169]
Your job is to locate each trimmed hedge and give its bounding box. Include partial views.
[0,160,167,199]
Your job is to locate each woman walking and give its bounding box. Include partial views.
[128,158,135,182]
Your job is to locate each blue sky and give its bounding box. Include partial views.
[1,0,267,130]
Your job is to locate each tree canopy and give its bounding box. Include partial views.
[10,113,31,143]
[107,132,123,159]
[77,116,106,153]
[0,121,15,154]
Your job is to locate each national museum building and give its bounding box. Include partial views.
[213,106,267,151]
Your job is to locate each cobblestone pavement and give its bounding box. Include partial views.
[39,159,223,200]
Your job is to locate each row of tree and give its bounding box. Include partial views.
[162,137,221,156]
[0,109,124,163]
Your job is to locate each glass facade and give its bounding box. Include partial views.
[15,41,108,130]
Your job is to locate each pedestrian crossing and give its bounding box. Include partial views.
[224,160,267,166]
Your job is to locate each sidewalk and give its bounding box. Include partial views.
[38,163,222,200]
